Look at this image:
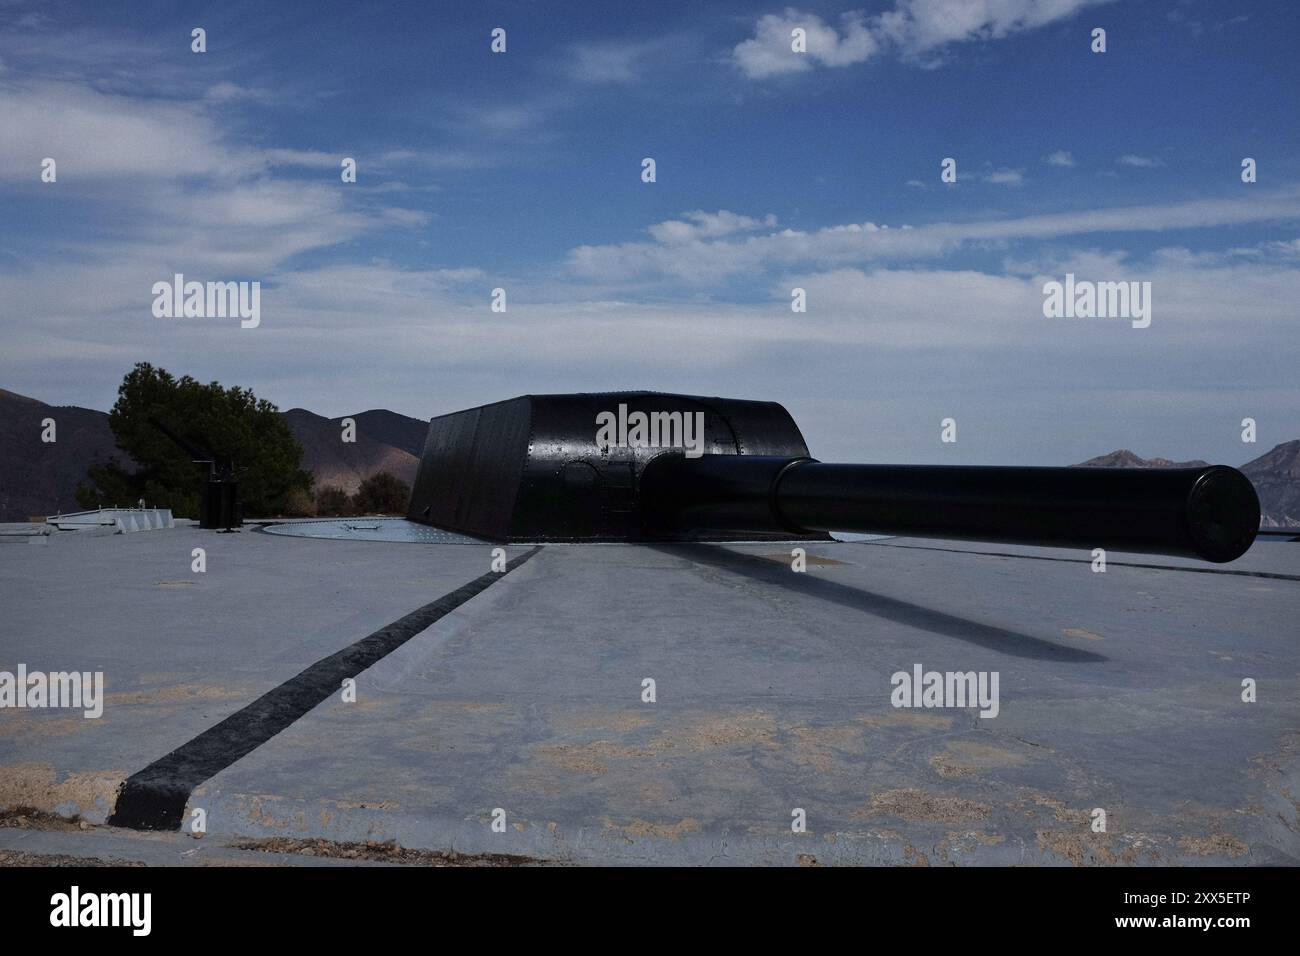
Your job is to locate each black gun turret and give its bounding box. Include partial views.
[406,392,1259,562]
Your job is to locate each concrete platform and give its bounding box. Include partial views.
[1,526,1296,865]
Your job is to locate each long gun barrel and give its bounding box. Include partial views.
[406,391,1260,562]
[639,455,1259,563]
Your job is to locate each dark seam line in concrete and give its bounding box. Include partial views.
[862,542,1300,581]
[107,546,543,832]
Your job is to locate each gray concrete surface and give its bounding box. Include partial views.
[2,526,1297,865]
[0,525,528,822]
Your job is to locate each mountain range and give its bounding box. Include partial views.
[0,387,426,520]
[2,386,1297,527]
[280,407,424,496]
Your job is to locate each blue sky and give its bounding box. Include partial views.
[2,0,1298,467]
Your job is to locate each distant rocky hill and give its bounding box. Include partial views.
[344,409,429,458]
[1075,449,1210,469]
[1076,444,1300,528]
[280,407,424,496]
[1239,440,1300,528]
[0,388,127,520]
[0,387,430,521]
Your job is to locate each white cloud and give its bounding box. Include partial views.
[379,149,488,172]
[985,168,1025,186]
[734,1,1111,77]
[733,9,879,78]
[780,267,1041,349]
[0,81,420,186]
[1118,154,1165,168]
[566,193,1300,284]
[7,252,1299,460]
[0,80,428,274]
[877,0,1110,57]
[1264,238,1300,258]
[0,81,251,180]
[4,182,1297,462]
[647,210,777,243]
[472,105,543,134]
[261,148,347,170]
[566,38,683,84]
[1045,150,1075,167]
[1001,247,1131,277]
[0,23,215,97]
[205,82,274,104]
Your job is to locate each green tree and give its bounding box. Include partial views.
[76,363,312,518]
[351,471,410,515]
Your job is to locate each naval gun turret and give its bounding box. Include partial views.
[406,392,1259,563]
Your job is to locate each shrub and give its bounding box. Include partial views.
[351,472,410,515]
